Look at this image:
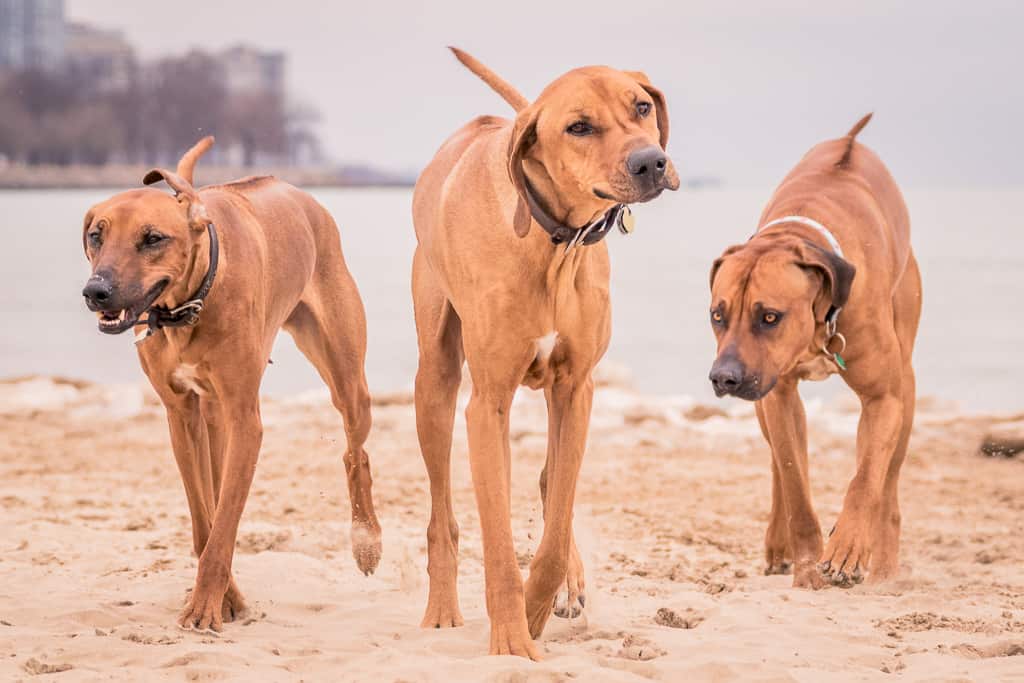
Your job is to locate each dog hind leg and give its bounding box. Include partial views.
[412,250,466,628]
[871,253,922,580]
[285,293,382,576]
[541,387,587,619]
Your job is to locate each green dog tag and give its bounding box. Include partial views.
[834,353,847,370]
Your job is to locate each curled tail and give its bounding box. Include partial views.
[176,136,215,184]
[448,47,528,113]
[836,113,872,168]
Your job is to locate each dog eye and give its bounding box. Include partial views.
[87,231,103,247]
[711,310,724,325]
[762,311,782,326]
[566,121,594,136]
[142,232,166,247]
[636,102,652,117]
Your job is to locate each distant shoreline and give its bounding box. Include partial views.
[0,164,415,190]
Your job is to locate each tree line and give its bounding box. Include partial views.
[0,51,320,167]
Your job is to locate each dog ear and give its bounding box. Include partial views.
[710,244,743,290]
[797,242,857,320]
[81,207,96,258]
[143,168,211,231]
[507,106,540,238]
[625,71,669,150]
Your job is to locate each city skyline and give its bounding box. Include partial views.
[37,1,1024,187]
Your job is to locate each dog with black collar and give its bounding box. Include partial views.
[80,137,382,631]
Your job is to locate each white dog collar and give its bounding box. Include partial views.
[758,215,844,258]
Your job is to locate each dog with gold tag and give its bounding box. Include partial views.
[707,114,921,589]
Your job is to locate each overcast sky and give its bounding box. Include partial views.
[68,0,1022,187]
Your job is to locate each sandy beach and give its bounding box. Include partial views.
[1,369,1021,682]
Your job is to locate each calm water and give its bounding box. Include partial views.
[2,186,1021,411]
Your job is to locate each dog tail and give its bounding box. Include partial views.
[177,136,215,185]
[836,113,872,168]
[449,47,528,113]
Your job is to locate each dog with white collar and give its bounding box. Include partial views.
[707,114,922,588]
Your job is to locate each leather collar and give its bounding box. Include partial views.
[522,178,628,249]
[134,222,219,344]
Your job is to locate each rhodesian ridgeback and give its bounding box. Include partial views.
[80,139,382,630]
[708,114,921,589]
[412,48,678,658]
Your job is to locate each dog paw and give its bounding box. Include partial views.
[818,560,865,587]
[820,521,870,587]
[178,589,225,633]
[351,520,382,575]
[420,591,464,629]
[553,588,585,619]
[792,561,827,590]
[764,561,792,576]
[489,618,540,660]
[221,579,248,623]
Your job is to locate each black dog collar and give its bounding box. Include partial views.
[134,222,219,344]
[522,179,631,249]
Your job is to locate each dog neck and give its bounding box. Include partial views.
[754,215,848,370]
[520,170,627,250]
[133,223,219,345]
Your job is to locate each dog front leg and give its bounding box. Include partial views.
[179,383,262,632]
[525,377,592,638]
[466,387,538,660]
[821,386,903,586]
[163,392,216,560]
[758,379,825,589]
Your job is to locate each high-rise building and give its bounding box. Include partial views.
[0,0,66,70]
[217,45,285,96]
[65,22,135,91]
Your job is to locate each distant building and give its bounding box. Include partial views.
[217,45,285,96]
[64,22,135,91]
[0,0,65,70]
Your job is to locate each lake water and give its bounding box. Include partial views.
[2,186,1021,411]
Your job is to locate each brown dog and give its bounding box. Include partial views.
[708,114,921,589]
[412,48,678,658]
[80,139,382,630]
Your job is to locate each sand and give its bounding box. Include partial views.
[1,370,1022,682]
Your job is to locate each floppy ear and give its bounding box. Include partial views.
[625,71,669,150]
[709,244,743,290]
[507,106,539,238]
[143,168,211,231]
[797,242,857,320]
[81,207,95,258]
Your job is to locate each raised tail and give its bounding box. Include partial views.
[836,113,872,168]
[176,136,215,184]
[448,47,528,113]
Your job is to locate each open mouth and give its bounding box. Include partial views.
[93,279,169,335]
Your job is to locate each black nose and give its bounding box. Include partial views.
[626,145,668,183]
[82,277,113,306]
[710,358,744,396]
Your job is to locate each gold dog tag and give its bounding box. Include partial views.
[618,206,636,234]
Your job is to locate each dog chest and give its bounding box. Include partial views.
[171,363,208,396]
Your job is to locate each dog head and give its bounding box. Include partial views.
[707,234,855,400]
[81,137,214,335]
[507,67,679,236]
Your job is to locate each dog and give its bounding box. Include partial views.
[80,138,382,630]
[411,48,679,658]
[708,114,921,589]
